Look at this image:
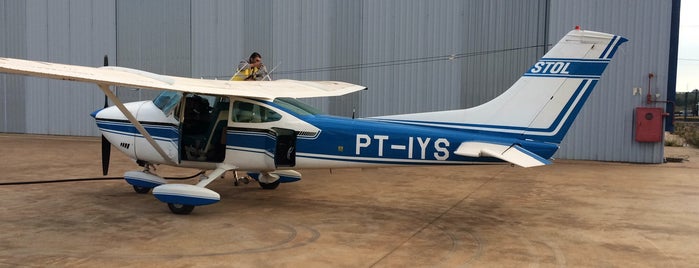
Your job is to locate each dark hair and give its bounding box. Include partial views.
[249,52,261,62]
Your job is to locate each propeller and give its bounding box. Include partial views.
[101,55,111,175]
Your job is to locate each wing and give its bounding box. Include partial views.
[0,56,366,165]
[0,57,367,99]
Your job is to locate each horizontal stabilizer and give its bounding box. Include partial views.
[454,142,552,168]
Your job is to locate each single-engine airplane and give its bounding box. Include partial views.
[0,28,626,214]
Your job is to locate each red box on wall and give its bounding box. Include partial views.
[635,107,664,143]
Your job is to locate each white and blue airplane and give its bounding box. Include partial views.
[0,28,626,214]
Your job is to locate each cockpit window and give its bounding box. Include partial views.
[232,101,282,123]
[273,97,322,116]
[153,91,183,115]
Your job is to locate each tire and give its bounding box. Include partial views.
[168,203,195,215]
[259,180,280,190]
[132,185,151,194]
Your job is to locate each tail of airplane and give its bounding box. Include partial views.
[375,28,627,144]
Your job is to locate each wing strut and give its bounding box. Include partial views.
[97,84,176,165]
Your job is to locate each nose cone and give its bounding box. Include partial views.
[91,105,130,120]
[90,108,104,119]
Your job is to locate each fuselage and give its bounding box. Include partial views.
[93,94,559,172]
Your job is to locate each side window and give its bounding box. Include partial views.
[232,101,282,123]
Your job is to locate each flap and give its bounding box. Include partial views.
[454,141,551,168]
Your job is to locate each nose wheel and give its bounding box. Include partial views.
[132,185,151,194]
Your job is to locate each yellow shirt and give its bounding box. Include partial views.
[231,66,260,81]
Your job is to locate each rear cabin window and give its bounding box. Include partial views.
[232,101,282,123]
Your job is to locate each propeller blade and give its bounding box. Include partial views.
[101,55,110,175]
[101,135,111,176]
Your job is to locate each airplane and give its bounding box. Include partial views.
[0,27,627,214]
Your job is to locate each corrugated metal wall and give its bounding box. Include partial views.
[326,1,364,117]
[549,0,670,163]
[116,0,191,103]
[460,1,550,109]
[191,0,245,80]
[0,0,27,133]
[191,0,548,117]
[0,0,674,163]
[358,0,466,117]
[0,0,116,136]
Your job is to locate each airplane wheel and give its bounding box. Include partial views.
[132,185,151,194]
[168,203,195,215]
[259,180,280,190]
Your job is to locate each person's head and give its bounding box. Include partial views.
[249,52,262,67]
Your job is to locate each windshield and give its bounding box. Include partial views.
[153,91,183,115]
[273,97,322,116]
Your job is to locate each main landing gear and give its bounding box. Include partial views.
[231,171,278,189]
[232,171,251,186]
[259,180,281,190]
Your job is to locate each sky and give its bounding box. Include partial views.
[678,1,699,92]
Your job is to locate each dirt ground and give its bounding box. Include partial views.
[1,133,698,267]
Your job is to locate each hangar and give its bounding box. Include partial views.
[0,0,680,163]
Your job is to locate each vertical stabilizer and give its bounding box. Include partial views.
[375,28,627,144]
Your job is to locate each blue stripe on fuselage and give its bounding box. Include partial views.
[293,115,559,165]
[95,119,179,146]
[226,128,277,156]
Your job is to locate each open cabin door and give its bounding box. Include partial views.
[179,93,229,163]
[228,99,297,170]
[272,127,297,167]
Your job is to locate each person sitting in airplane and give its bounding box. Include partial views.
[231,52,268,81]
